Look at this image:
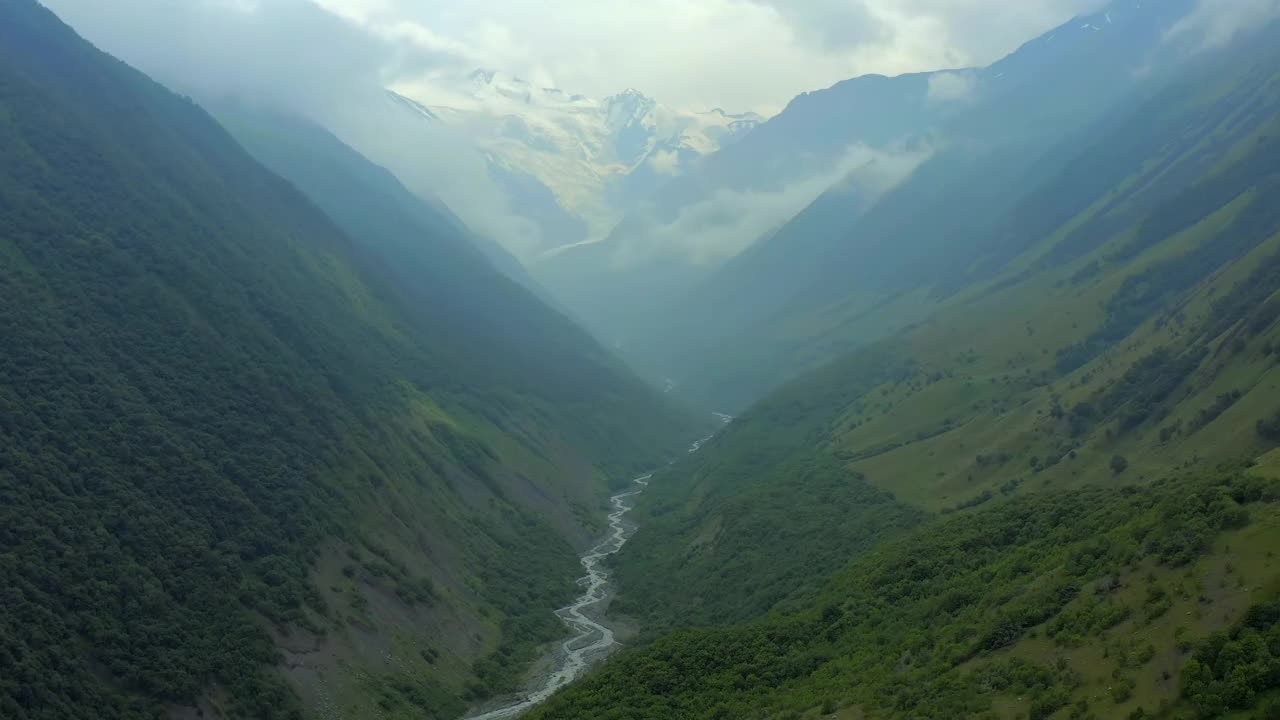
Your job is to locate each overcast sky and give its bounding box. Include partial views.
[315,0,1118,112]
[37,0,1275,265]
[42,0,1107,114]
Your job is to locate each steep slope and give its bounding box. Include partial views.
[523,16,1280,720]
[355,91,552,300]
[379,88,592,273]
[0,3,700,719]
[209,102,697,483]
[616,5,1280,632]
[641,0,1202,410]
[602,338,926,632]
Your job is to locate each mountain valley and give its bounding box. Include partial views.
[6,0,1280,719]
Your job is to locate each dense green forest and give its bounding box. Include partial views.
[0,2,698,718]
[532,472,1280,719]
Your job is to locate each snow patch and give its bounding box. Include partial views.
[394,70,763,247]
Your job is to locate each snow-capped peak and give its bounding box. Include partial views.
[604,88,658,133]
[394,68,765,246]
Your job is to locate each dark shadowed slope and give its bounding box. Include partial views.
[211,103,702,482]
[0,2,700,718]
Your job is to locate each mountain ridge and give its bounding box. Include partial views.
[397,69,763,254]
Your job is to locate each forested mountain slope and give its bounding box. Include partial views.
[210,102,698,485]
[531,14,1280,720]
[0,2,700,718]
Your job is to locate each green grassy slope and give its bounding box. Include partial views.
[532,472,1280,720]
[610,343,926,630]
[0,3,700,718]
[526,19,1280,720]
[611,16,1280,630]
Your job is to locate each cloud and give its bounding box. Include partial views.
[316,0,1111,114]
[44,0,1124,115]
[927,71,979,104]
[1166,0,1280,50]
[45,0,395,114]
[618,143,933,266]
[43,0,547,258]
[40,0,1124,264]
[747,0,888,50]
[648,149,683,177]
[339,106,550,258]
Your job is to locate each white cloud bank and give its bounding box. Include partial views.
[1167,0,1280,50]
[927,71,979,104]
[317,0,1109,114]
[50,0,1270,269]
[618,143,934,267]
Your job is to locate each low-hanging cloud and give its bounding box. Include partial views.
[319,0,1112,114]
[926,71,979,104]
[647,149,683,177]
[614,143,934,267]
[747,0,889,51]
[39,0,1157,267]
[330,97,548,258]
[1166,0,1280,50]
[45,0,395,114]
[43,0,546,259]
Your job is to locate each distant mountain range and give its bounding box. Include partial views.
[395,70,762,252]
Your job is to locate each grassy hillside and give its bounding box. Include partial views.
[606,11,1280,630]
[615,209,1280,641]
[0,3,700,718]
[610,343,926,630]
[532,471,1280,719]
[523,16,1280,720]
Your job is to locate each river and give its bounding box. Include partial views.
[464,473,651,720]
[465,429,723,719]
